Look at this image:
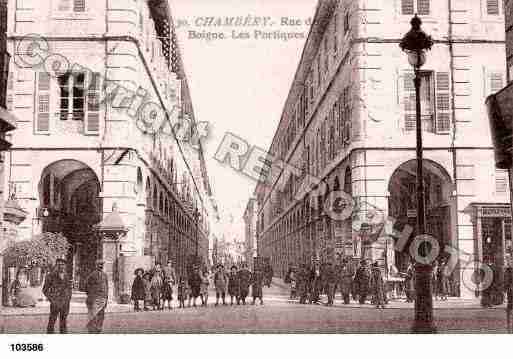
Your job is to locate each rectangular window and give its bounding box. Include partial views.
[73,0,85,12]
[496,169,509,193]
[403,71,435,132]
[402,0,430,15]
[36,72,51,134]
[487,0,500,15]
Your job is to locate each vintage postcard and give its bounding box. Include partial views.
[0,0,513,348]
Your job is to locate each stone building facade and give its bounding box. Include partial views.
[243,197,257,269]
[0,0,19,306]
[255,0,510,298]
[3,0,213,301]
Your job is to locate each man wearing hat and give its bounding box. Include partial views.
[85,259,109,333]
[42,258,72,333]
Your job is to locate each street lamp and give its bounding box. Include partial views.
[400,14,436,334]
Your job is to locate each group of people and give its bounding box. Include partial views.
[42,258,108,334]
[286,259,387,309]
[286,258,453,309]
[130,261,267,311]
[403,259,452,303]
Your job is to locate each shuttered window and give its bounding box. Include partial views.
[417,0,430,15]
[490,71,504,93]
[85,72,100,135]
[403,72,416,131]
[496,169,509,193]
[435,72,451,133]
[487,0,500,15]
[6,72,13,111]
[402,0,414,15]
[73,0,85,12]
[402,0,430,15]
[36,72,51,134]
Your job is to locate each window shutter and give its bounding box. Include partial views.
[490,71,504,93]
[495,169,509,193]
[402,0,414,15]
[487,0,500,15]
[85,72,100,134]
[36,72,50,134]
[417,0,430,15]
[73,0,85,12]
[435,72,451,134]
[403,72,416,131]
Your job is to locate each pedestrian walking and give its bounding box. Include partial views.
[142,272,152,310]
[161,277,174,310]
[324,262,337,306]
[289,268,297,299]
[150,267,164,310]
[439,260,450,301]
[370,262,386,309]
[85,260,109,334]
[237,263,252,305]
[177,277,187,308]
[354,260,371,304]
[200,268,210,306]
[297,263,309,304]
[264,263,273,287]
[42,258,72,333]
[131,268,145,312]
[251,268,264,305]
[214,264,228,306]
[188,266,202,307]
[227,265,240,305]
[309,262,322,304]
[432,260,439,300]
[404,261,415,303]
[339,259,354,305]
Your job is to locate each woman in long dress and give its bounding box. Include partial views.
[10,267,36,307]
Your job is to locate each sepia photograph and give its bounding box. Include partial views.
[0,0,513,346]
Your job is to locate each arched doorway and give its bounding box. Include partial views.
[39,160,102,291]
[388,159,454,273]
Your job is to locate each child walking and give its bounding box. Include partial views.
[131,268,145,311]
[161,278,174,310]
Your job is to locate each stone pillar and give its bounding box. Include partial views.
[100,233,120,302]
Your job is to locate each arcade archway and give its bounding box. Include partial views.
[39,160,101,290]
[388,159,454,274]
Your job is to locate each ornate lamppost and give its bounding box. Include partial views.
[400,14,436,333]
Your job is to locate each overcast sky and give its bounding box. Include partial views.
[169,0,317,242]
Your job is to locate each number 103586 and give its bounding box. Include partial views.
[9,343,44,352]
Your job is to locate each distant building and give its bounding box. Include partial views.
[243,198,257,269]
[255,0,509,298]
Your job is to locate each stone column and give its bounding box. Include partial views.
[100,233,120,302]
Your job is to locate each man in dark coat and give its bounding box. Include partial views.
[354,260,371,304]
[309,262,322,304]
[228,265,240,305]
[85,260,109,334]
[237,263,252,305]
[370,262,386,309]
[42,258,72,333]
[339,259,354,304]
[251,268,265,305]
[297,263,309,304]
[188,266,202,307]
[324,262,337,306]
